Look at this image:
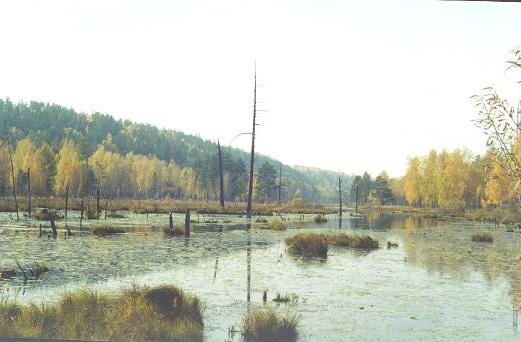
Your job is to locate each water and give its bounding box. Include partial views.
[1,211,520,341]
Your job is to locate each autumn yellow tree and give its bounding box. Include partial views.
[404,157,422,207]
[55,140,82,197]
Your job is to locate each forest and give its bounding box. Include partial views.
[0,99,349,204]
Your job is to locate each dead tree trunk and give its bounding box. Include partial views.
[184,209,191,237]
[79,196,84,228]
[246,66,257,218]
[355,178,359,214]
[5,127,18,220]
[96,187,100,220]
[49,214,57,237]
[104,200,108,220]
[27,168,31,219]
[64,185,69,221]
[217,140,225,209]
[338,177,342,217]
[169,211,174,229]
[278,164,282,205]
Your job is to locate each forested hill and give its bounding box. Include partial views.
[0,99,351,203]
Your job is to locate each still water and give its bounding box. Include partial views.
[1,211,520,341]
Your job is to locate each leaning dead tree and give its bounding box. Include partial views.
[217,139,225,209]
[5,126,19,220]
[473,48,521,195]
[246,66,258,218]
[338,177,343,217]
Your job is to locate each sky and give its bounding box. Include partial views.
[0,0,520,177]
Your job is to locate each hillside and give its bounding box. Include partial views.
[0,98,351,203]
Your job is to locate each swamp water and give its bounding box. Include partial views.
[1,211,521,341]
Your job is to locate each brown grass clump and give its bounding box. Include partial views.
[285,233,328,258]
[0,284,203,341]
[91,226,125,236]
[471,233,493,243]
[242,306,300,342]
[313,215,328,224]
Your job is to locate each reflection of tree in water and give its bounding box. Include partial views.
[395,217,521,309]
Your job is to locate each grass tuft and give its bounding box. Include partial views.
[0,284,203,341]
[313,215,328,224]
[91,226,125,236]
[285,233,379,258]
[471,233,493,243]
[242,306,300,342]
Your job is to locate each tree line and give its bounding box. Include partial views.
[0,99,346,203]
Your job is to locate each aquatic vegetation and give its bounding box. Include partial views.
[163,227,184,236]
[286,233,379,258]
[272,293,298,305]
[313,215,328,224]
[107,211,126,219]
[387,241,399,248]
[285,233,328,258]
[241,306,300,342]
[91,226,125,236]
[33,209,62,221]
[327,234,379,250]
[0,284,203,341]
[255,218,269,223]
[31,262,49,279]
[471,233,493,243]
[269,220,286,231]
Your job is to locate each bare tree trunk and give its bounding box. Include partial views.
[355,178,359,214]
[27,168,31,219]
[5,127,18,220]
[218,139,225,209]
[246,66,257,218]
[338,177,342,217]
[64,185,69,221]
[80,196,84,228]
[96,187,100,220]
[278,163,282,205]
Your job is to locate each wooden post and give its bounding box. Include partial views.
[246,65,257,218]
[184,209,190,237]
[169,211,174,229]
[64,185,69,221]
[27,168,31,219]
[96,187,100,220]
[5,127,18,220]
[217,140,225,209]
[39,224,42,237]
[338,177,342,217]
[104,200,108,220]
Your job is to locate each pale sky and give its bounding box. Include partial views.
[1,0,520,177]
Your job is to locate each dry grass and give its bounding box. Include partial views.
[471,233,493,243]
[0,284,203,341]
[285,233,379,258]
[313,215,328,224]
[91,226,125,236]
[242,306,300,342]
[285,233,328,258]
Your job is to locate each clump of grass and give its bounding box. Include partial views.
[242,306,300,342]
[266,220,285,231]
[0,284,203,341]
[387,241,399,248]
[285,233,328,258]
[162,227,184,236]
[313,215,327,224]
[326,234,379,250]
[255,218,268,223]
[285,233,379,258]
[471,233,493,243]
[32,262,49,279]
[33,209,62,221]
[107,211,126,219]
[91,226,125,236]
[272,293,298,305]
